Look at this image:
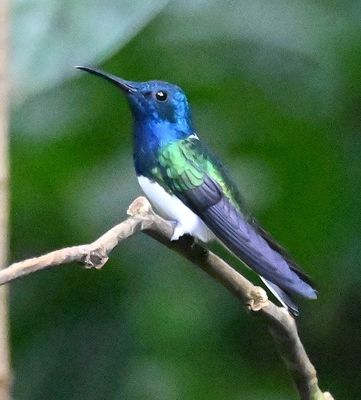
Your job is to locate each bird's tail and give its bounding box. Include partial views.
[260,277,299,317]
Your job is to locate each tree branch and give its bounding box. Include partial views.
[2,197,333,400]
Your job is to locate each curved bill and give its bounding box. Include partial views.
[75,66,137,94]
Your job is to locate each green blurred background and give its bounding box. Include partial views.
[9,0,361,398]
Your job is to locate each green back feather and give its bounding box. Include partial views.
[151,137,245,212]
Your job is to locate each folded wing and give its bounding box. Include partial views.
[156,138,318,315]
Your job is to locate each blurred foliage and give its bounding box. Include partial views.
[9,0,361,399]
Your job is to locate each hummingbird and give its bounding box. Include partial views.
[76,66,317,316]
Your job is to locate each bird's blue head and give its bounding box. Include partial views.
[76,66,194,141]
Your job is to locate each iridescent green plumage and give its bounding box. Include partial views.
[152,137,245,213]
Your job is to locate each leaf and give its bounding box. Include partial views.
[12,0,169,102]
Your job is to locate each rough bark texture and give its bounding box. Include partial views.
[0,0,12,398]
[0,197,333,399]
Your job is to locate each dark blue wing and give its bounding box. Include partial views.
[176,176,317,315]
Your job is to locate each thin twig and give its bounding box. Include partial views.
[2,197,333,400]
[0,1,12,398]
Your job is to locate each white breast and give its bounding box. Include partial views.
[137,176,214,242]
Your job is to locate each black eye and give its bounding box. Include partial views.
[155,91,168,101]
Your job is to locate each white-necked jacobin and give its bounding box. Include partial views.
[76,66,317,316]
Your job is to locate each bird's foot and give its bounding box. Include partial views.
[170,223,186,241]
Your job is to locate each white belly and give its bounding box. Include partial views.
[137,176,214,242]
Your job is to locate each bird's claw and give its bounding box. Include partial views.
[171,223,185,241]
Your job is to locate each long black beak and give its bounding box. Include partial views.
[75,66,137,94]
